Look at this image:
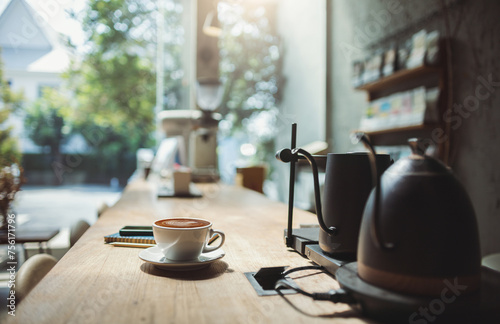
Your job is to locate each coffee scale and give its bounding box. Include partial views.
[262,123,500,323]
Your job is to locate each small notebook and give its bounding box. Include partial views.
[104,233,155,245]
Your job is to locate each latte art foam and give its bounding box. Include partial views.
[155,218,210,229]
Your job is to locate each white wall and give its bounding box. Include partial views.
[276,0,326,148]
[274,0,326,201]
[5,70,61,100]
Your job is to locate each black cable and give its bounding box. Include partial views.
[281,265,324,277]
[275,279,357,304]
[275,288,338,318]
[276,287,361,319]
[271,265,359,318]
[275,265,357,304]
[276,279,314,298]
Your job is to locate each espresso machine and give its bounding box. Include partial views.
[158,79,222,182]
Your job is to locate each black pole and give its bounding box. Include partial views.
[286,123,297,247]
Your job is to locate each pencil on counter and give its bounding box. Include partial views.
[108,242,156,248]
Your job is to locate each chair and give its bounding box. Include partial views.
[97,202,109,217]
[15,253,57,302]
[236,166,266,194]
[69,220,90,247]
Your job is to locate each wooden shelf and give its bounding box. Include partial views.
[353,39,449,162]
[354,124,439,146]
[360,124,432,136]
[354,62,446,148]
[356,65,441,93]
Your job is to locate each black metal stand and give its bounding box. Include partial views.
[285,123,297,248]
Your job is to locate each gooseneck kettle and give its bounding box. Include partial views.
[356,136,481,297]
[276,147,392,258]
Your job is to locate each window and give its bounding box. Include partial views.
[37,84,58,98]
[156,0,194,112]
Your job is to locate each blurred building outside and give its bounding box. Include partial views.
[0,0,89,155]
[0,0,92,188]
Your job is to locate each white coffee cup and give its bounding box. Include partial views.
[153,218,225,261]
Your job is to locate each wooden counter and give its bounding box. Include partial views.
[9,180,374,324]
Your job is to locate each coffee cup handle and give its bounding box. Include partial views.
[203,229,225,253]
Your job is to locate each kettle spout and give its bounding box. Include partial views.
[291,148,337,237]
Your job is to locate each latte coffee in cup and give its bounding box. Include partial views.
[153,217,225,261]
[155,218,209,229]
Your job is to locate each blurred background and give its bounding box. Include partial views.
[1,0,499,260]
[0,0,327,270]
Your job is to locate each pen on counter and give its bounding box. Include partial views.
[108,242,156,248]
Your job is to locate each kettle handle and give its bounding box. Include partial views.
[353,133,395,251]
[291,148,337,237]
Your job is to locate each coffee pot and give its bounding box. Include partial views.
[356,136,481,297]
[276,148,392,258]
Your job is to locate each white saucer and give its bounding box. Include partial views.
[139,246,225,271]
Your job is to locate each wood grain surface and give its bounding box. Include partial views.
[8,180,375,324]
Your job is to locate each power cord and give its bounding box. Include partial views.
[275,279,357,304]
[281,265,323,277]
[276,266,357,304]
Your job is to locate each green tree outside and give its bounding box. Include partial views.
[62,0,283,183]
[24,87,73,165]
[0,53,24,228]
[218,3,283,169]
[65,0,162,183]
[0,53,23,168]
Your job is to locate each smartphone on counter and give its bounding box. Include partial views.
[119,225,153,236]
